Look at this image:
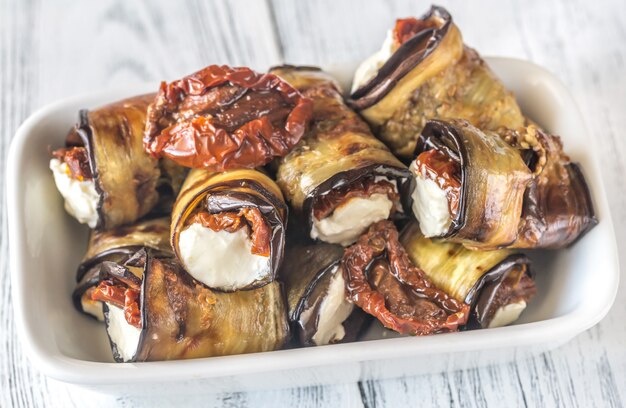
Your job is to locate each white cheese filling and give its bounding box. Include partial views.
[488,301,527,328]
[301,266,354,346]
[81,296,104,321]
[106,304,141,362]
[409,160,452,238]
[351,29,396,93]
[311,193,394,246]
[178,222,271,291]
[50,158,99,228]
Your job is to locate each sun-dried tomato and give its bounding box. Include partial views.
[144,65,313,171]
[52,146,93,180]
[188,207,271,257]
[342,220,469,335]
[393,17,438,45]
[92,280,142,328]
[124,288,142,328]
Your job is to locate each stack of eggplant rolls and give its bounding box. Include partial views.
[51,6,596,363]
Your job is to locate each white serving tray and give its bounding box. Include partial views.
[7,58,619,395]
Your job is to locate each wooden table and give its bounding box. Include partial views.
[1,0,624,406]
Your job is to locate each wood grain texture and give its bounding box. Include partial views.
[1,0,625,407]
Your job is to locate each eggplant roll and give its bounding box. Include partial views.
[342,220,470,336]
[171,168,287,291]
[410,119,532,249]
[410,120,597,249]
[93,249,289,362]
[50,94,186,229]
[72,217,172,320]
[507,125,597,248]
[401,222,536,329]
[270,66,411,246]
[281,242,368,346]
[348,6,524,159]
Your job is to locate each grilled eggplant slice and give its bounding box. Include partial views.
[342,220,469,336]
[97,250,289,362]
[270,66,411,246]
[72,217,172,320]
[348,6,524,159]
[171,168,287,291]
[411,119,532,249]
[281,242,368,346]
[401,222,536,329]
[50,95,186,229]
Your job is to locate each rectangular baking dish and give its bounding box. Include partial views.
[7,58,619,395]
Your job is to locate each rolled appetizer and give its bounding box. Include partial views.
[342,220,469,336]
[171,168,287,291]
[281,242,368,346]
[400,222,536,329]
[50,95,185,229]
[410,120,596,249]
[91,249,289,362]
[143,64,313,171]
[72,217,172,320]
[507,125,597,248]
[410,119,532,249]
[348,6,524,159]
[271,66,411,246]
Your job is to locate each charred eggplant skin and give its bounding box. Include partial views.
[270,66,412,230]
[416,119,532,249]
[171,168,288,290]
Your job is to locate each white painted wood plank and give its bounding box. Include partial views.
[1,0,625,407]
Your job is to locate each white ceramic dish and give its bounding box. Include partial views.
[8,58,619,395]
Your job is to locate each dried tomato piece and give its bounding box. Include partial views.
[92,280,142,328]
[92,280,126,308]
[124,288,141,328]
[342,220,469,335]
[52,146,93,180]
[393,17,438,45]
[188,207,271,257]
[144,65,313,171]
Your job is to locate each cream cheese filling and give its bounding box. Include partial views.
[50,158,99,228]
[178,222,271,291]
[300,266,354,346]
[409,160,452,237]
[81,295,104,321]
[488,301,527,328]
[311,193,394,246]
[106,304,141,362]
[351,30,396,93]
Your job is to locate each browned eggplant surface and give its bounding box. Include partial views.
[271,66,411,246]
[400,222,536,329]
